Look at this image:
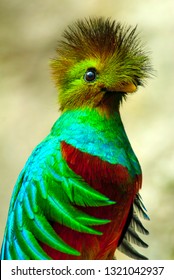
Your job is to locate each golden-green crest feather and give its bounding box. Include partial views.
[50,17,152,111]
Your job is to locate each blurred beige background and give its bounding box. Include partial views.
[0,0,174,259]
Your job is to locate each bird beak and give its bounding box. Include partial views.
[115,82,137,93]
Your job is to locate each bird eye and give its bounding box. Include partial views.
[84,68,96,82]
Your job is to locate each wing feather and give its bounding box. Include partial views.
[1,139,113,259]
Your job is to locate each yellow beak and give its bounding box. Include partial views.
[115,83,137,93]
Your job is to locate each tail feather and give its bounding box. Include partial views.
[117,193,149,260]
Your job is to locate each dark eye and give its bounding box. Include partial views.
[84,68,96,82]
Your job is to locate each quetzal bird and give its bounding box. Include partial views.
[1,18,152,260]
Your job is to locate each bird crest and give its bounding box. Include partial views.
[51,17,153,112]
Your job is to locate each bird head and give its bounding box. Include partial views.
[51,18,152,116]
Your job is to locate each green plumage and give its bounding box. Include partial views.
[1,17,152,260]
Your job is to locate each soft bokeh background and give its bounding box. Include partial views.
[0,0,174,260]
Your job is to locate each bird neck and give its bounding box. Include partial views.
[52,107,126,162]
[56,107,123,134]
